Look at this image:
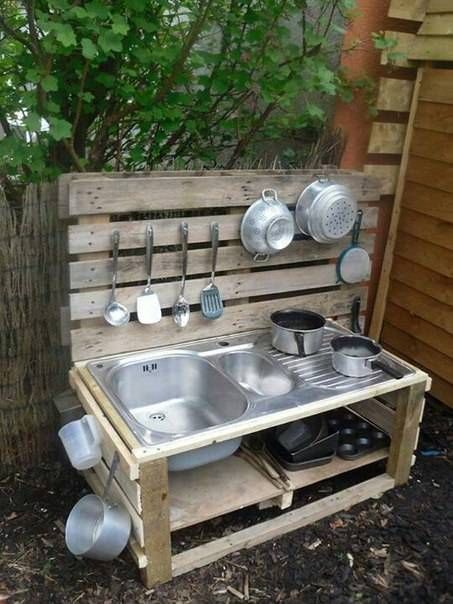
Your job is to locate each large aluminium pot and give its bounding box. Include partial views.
[271,309,325,357]
[330,335,404,379]
[295,175,357,243]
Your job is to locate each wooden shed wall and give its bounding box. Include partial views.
[380,68,453,408]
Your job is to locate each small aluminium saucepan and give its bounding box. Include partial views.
[330,335,405,379]
[271,309,326,356]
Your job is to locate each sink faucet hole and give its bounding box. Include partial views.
[150,413,166,421]
[217,341,230,347]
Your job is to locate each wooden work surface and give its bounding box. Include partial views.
[60,169,381,363]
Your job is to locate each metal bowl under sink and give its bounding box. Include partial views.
[217,351,296,396]
[107,353,248,437]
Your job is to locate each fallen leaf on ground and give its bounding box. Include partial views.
[305,538,322,550]
[370,547,388,559]
[401,560,423,579]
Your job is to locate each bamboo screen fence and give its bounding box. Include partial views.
[0,184,69,475]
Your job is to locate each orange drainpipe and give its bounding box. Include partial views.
[333,0,390,169]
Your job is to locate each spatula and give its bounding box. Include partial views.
[201,222,223,320]
[137,224,161,324]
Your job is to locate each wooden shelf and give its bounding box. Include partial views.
[169,448,388,532]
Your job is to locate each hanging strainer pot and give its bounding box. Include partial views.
[295,172,357,244]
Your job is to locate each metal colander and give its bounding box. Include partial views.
[295,178,358,244]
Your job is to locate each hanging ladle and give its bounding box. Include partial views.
[104,230,130,327]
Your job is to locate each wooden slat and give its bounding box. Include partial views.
[382,323,453,383]
[392,256,453,306]
[171,475,395,578]
[68,205,378,255]
[409,37,453,61]
[68,172,380,217]
[364,165,399,195]
[394,232,453,277]
[350,399,395,436]
[386,383,425,485]
[385,302,453,359]
[70,264,345,320]
[388,0,428,21]
[368,123,406,154]
[388,280,453,334]
[411,128,453,164]
[418,13,453,35]
[368,69,423,340]
[427,0,453,12]
[70,287,366,361]
[401,181,453,223]
[376,78,414,112]
[406,155,453,194]
[398,209,453,251]
[419,69,453,104]
[380,32,415,67]
[414,101,453,134]
[69,233,376,290]
[430,374,453,409]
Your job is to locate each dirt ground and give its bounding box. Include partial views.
[1,400,452,604]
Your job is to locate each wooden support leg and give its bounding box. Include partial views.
[386,383,426,485]
[139,457,172,588]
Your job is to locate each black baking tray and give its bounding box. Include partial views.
[328,409,390,460]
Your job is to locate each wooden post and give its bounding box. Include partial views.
[139,457,172,587]
[386,382,426,485]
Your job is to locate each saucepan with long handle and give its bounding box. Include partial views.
[330,335,405,379]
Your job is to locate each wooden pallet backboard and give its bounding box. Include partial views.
[60,170,381,362]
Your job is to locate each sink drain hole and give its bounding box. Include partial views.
[149,413,166,421]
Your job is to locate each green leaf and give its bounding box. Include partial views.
[86,0,110,19]
[98,30,123,53]
[49,117,72,141]
[54,23,77,47]
[81,38,98,59]
[41,75,58,92]
[25,69,40,83]
[25,112,41,131]
[111,15,130,36]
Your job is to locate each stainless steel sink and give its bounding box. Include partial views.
[105,353,248,438]
[87,325,414,469]
[218,351,295,396]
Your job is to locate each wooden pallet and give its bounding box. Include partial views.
[67,358,429,587]
[60,170,430,587]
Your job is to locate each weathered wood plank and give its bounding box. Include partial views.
[380,32,415,67]
[382,323,453,383]
[392,256,453,306]
[388,280,453,335]
[411,127,453,164]
[419,69,453,104]
[401,181,453,224]
[376,78,414,112]
[68,172,380,216]
[394,232,453,277]
[415,101,453,134]
[68,205,378,255]
[70,287,367,361]
[364,165,399,195]
[406,155,453,194]
[409,36,453,61]
[398,208,453,251]
[368,123,406,154]
[385,302,453,358]
[386,383,425,485]
[171,475,395,578]
[69,233,376,290]
[427,0,453,12]
[418,13,453,35]
[388,0,428,21]
[70,264,345,320]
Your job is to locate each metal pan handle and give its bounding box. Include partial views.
[371,359,404,379]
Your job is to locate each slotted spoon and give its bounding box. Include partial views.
[201,223,223,320]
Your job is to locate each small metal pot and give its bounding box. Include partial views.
[271,309,326,356]
[330,335,404,379]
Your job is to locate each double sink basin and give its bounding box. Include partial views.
[87,328,412,470]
